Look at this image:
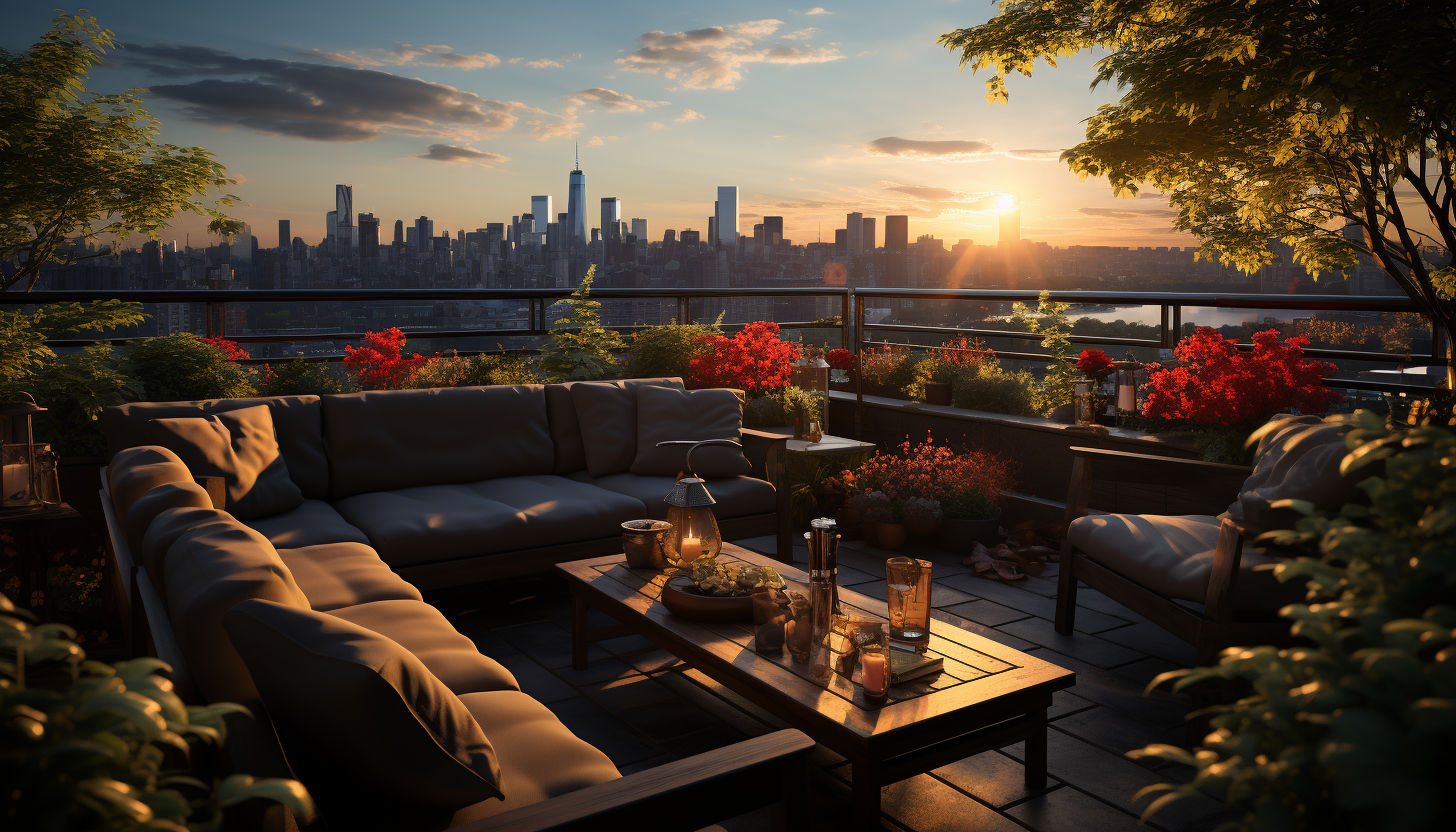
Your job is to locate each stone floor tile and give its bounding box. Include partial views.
[941,599,1033,627]
[580,673,679,714]
[1006,784,1146,832]
[551,656,640,687]
[932,750,1062,808]
[655,670,780,738]
[493,654,579,704]
[671,667,791,730]
[594,632,657,655]
[656,723,747,760]
[880,773,1028,832]
[940,573,1132,633]
[621,646,684,674]
[930,608,1038,651]
[996,618,1145,669]
[619,696,723,741]
[1114,656,1189,688]
[1072,588,1155,623]
[1053,708,1188,761]
[1047,689,1097,720]
[1028,649,1192,729]
[1095,622,1199,666]
[447,619,524,659]
[543,696,663,767]
[838,564,880,585]
[1018,574,1062,598]
[493,620,605,669]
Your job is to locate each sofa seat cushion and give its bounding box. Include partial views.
[245,499,371,549]
[450,690,621,825]
[332,475,647,566]
[1068,514,1301,614]
[328,599,518,694]
[279,543,422,612]
[568,472,776,521]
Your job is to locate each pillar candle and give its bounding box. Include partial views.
[861,652,888,694]
[1117,384,1136,412]
[3,463,31,506]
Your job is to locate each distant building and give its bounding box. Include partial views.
[326,211,337,245]
[846,212,864,254]
[531,196,553,227]
[335,184,353,249]
[680,229,700,250]
[601,198,622,240]
[631,218,648,241]
[567,161,587,245]
[393,219,404,246]
[763,216,783,245]
[278,219,291,250]
[999,208,1020,245]
[835,228,848,255]
[862,217,876,251]
[885,216,909,252]
[414,216,433,253]
[358,213,379,258]
[716,186,739,250]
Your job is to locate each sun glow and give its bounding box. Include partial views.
[994,193,1017,212]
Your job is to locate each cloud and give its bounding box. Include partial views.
[509,53,579,69]
[571,87,670,112]
[1078,207,1180,219]
[117,44,536,143]
[587,135,617,146]
[526,58,563,68]
[675,108,705,122]
[530,88,669,140]
[616,18,843,89]
[804,7,832,14]
[418,144,508,166]
[780,28,818,40]
[884,184,964,201]
[865,136,1063,162]
[646,121,665,130]
[301,43,499,69]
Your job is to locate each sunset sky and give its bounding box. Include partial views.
[5,1,1193,249]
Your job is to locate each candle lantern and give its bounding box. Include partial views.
[659,440,737,563]
[1113,357,1142,414]
[1071,379,1097,426]
[3,394,60,509]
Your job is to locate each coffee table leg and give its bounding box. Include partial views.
[571,592,589,671]
[851,763,881,831]
[1024,708,1048,789]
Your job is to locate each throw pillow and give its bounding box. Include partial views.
[570,378,685,477]
[222,599,504,830]
[146,404,304,520]
[1223,414,1358,537]
[630,386,752,477]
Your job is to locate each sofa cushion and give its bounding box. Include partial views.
[332,475,647,567]
[107,446,193,536]
[568,472,776,521]
[570,378,686,477]
[322,386,554,499]
[146,405,305,521]
[104,396,328,500]
[244,499,371,549]
[450,690,621,825]
[1068,514,1302,614]
[138,507,235,599]
[161,511,310,703]
[328,599,518,694]
[544,383,587,474]
[125,481,214,558]
[222,600,504,832]
[631,386,751,478]
[1225,414,1358,536]
[279,543,423,612]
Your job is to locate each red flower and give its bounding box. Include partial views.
[1141,327,1341,426]
[343,328,430,390]
[686,321,800,392]
[1075,349,1114,379]
[931,336,995,369]
[826,348,855,370]
[202,336,249,363]
[852,432,1015,506]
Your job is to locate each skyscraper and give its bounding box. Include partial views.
[325,211,337,245]
[999,208,1020,245]
[845,212,864,254]
[358,213,379,258]
[862,217,876,251]
[393,219,404,247]
[278,219,290,250]
[531,196,553,226]
[601,198,622,240]
[715,186,739,250]
[630,218,648,241]
[415,217,433,253]
[566,146,587,246]
[885,216,909,252]
[763,216,783,245]
[335,184,353,250]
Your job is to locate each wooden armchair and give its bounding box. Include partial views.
[1054,447,1294,665]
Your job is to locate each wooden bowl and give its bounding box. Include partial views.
[660,576,754,623]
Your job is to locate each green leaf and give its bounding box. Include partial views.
[215,774,316,821]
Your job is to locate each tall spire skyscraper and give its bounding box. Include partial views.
[566,143,587,246]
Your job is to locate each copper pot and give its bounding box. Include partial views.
[622,520,674,569]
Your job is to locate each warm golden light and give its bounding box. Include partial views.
[994,193,1017,212]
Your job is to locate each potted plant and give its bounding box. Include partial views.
[901,496,943,538]
[937,490,1004,552]
[826,348,855,385]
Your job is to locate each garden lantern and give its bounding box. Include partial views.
[2,394,60,509]
[1114,356,1141,413]
[1072,379,1097,426]
[659,440,736,563]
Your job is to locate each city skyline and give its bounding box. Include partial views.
[2,2,1195,251]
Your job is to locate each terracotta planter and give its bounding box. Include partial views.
[924,383,953,406]
[901,511,942,538]
[875,522,908,551]
[833,507,862,536]
[860,517,882,548]
[936,510,1002,553]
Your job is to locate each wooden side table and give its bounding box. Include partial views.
[0,502,81,621]
[767,430,878,524]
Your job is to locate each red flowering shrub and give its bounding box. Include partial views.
[931,336,995,369]
[343,328,429,390]
[202,336,249,363]
[848,433,1016,517]
[826,348,855,370]
[686,321,800,393]
[1142,327,1342,426]
[1075,348,1114,379]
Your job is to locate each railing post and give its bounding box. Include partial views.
[854,291,865,440]
[678,295,689,325]
[840,290,850,350]
[205,301,216,339]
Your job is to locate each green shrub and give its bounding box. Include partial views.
[407,352,538,389]
[743,385,823,429]
[128,333,256,401]
[540,267,625,381]
[1133,413,1456,831]
[951,364,1037,417]
[625,317,722,380]
[887,354,937,401]
[256,359,357,396]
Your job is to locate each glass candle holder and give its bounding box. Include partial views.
[885,557,933,653]
[751,586,787,654]
[860,643,890,709]
[785,593,813,664]
[1072,378,1097,426]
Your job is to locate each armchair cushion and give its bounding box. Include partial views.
[222,600,504,831]
[630,386,752,478]
[1068,513,1301,614]
[1226,414,1357,536]
[145,404,305,521]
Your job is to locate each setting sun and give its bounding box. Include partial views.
[994,193,1017,212]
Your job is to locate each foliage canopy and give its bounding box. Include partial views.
[540,267,626,381]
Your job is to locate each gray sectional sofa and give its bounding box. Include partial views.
[98,379,807,831]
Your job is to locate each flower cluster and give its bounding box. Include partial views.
[343,328,429,390]
[1142,327,1342,426]
[826,348,855,370]
[930,336,995,369]
[202,336,249,363]
[847,433,1015,515]
[1075,348,1114,379]
[686,321,800,392]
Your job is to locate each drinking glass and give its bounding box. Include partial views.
[885,557,932,652]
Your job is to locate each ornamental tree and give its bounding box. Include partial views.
[940,1,1456,386]
[540,267,625,381]
[686,321,800,393]
[342,328,428,390]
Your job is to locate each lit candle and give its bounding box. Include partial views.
[681,537,701,558]
[862,652,887,694]
[3,463,31,506]
[1117,384,1136,412]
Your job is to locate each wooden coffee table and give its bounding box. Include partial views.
[559,543,1075,830]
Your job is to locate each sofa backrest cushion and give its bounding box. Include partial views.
[630,386,752,477]
[161,511,310,703]
[146,405,305,521]
[107,446,194,537]
[222,599,504,828]
[570,378,686,477]
[321,386,554,499]
[1226,414,1358,536]
[125,481,215,558]
[544,384,587,474]
[104,397,329,500]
